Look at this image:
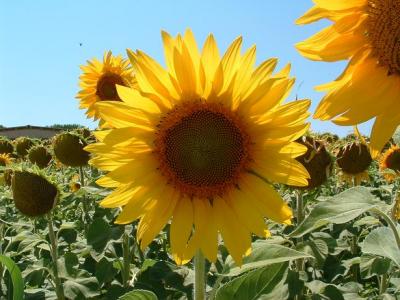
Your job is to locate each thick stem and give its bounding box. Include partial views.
[379,273,389,295]
[79,166,89,234]
[295,191,305,300]
[48,214,65,300]
[350,235,359,282]
[372,208,400,250]
[194,250,206,300]
[122,231,131,288]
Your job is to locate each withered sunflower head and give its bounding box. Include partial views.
[15,137,35,157]
[0,139,14,155]
[12,170,59,217]
[76,128,92,139]
[292,136,332,190]
[53,133,90,167]
[336,142,372,175]
[28,145,52,169]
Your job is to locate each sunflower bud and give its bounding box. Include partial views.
[53,133,90,167]
[293,136,332,189]
[12,171,58,217]
[28,145,52,169]
[0,139,14,155]
[15,137,34,157]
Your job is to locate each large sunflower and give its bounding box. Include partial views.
[86,30,311,265]
[77,51,136,121]
[296,0,400,158]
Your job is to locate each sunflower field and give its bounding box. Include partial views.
[2,0,400,298]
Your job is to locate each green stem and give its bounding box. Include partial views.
[295,191,305,300]
[350,235,359,282]
[372,208,400,250]
[79,166,89,234]
[194,250,206,300]
[379,273,389,295]
[48,214,65,300]
[122,231,131,288]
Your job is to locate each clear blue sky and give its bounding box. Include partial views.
[0,0,371,136]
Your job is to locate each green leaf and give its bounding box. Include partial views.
[361,227,400,267]
[0,255,24,300]
[86,218,111,252]
[215,263,288,300]
[290,187,380,238]
[223,242,312,276]
[64,277,100,299]
[118,289,158,300]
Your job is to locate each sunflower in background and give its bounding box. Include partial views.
[0,153,12,167]
[86,29,311,265]
[379,145,400,182]
[76,51,136,123]
[296,0,400,158]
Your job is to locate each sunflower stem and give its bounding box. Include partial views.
[79,166,89,234]
[295,191,305,300]
[122,231,131,289]
[372,208,400,250]
[194,250,206,300]
[379,273,389,295]
[48,213,65,300]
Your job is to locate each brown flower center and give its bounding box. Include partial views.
[154,101,251,198]
[96,73,125,101]
[337,143,372,174]
[367,0,400,74]
[385,148,400,171]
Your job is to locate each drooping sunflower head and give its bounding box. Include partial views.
[86,30,311,265]
[15,137,34,157]
[0,139,14,155]
[296,0,400,158]
[379,145,400,182]
[336,142,372,185]
[291,136,332,190]
[0,153,12,167]
[28,145,52,169]
[11,170,59,217]
[53,132,90,167]
[77,51,136,121]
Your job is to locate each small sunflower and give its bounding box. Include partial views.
[53,133,90,167]
[0,153,12,167]
[292,136,332,189]
[336,142,372,185]
[77,51,136,121]
[12,170,59,217]
[0,139,14,155]
[379,145,400,182]
[70,181,81,192]
[15,137,34,157]
[28,145,52,169]
[86,30,311,265]
[296,0,400,157]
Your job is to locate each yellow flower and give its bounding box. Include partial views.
[86,30,311,265]
[0,153,12,167]
[296,0,400,158]
[379,145,400,182]
[77,51,136,121]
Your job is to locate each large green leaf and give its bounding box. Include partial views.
[215,263,288,300]
[223,242,312,276]
[119,289,158,300]
[290,187,380,238]
[0,255,24,300]
[361,227,400,267]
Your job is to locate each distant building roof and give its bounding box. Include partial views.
[0,125,62,139]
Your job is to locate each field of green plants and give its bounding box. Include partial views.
[0,130,399,300]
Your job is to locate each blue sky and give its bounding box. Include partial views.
[0,0,371,136]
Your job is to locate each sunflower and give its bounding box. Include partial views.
[336,142,372,185]
[0,153,12,166]
[76,51,136,121]
[86,30,311,265]
[296,0,400,158]
[379,145,400,182]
